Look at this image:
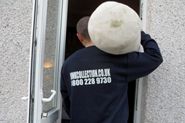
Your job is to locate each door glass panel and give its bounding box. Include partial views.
[43,0,60,112]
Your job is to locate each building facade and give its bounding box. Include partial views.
[0,0,185,123]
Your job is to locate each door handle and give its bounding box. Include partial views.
[42,90,56,102]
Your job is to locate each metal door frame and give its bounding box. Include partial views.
[134,0,148,123]
[28,0,68,123]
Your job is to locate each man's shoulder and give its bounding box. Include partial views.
[63,48,86,66]
[64,46,98,62]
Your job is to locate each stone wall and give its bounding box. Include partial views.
[142,0,185,123]
[0,0,32,122]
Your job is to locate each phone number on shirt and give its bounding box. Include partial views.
[71,77,112,86]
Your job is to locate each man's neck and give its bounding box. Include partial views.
[84,40,94,47]
[85,43,94,47]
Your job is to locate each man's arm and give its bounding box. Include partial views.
[127,31,163,82]
[60,69,70,116]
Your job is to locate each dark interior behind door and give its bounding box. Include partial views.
[63,0,140,123]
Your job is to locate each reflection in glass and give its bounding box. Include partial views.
[44,59,54,69]
[42,0,60,112]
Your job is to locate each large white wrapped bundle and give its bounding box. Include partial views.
[88,1,141,55]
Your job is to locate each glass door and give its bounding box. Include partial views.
[29,0,68,123]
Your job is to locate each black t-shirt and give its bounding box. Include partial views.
[61,32,163,123]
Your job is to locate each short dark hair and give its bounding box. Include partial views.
[76,16,90,40]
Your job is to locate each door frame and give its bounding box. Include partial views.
[28,0,147,122]
[28,0,68,123]
[134,0,148,123]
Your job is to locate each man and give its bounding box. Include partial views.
[61,16,163,123]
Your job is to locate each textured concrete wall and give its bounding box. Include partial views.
[0,0,32,123]
[142,0,185,123]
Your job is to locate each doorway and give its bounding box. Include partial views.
[62,0,140,123]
